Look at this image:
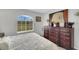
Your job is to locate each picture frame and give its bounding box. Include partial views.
[36,16,41,22]
[49,11,64,23]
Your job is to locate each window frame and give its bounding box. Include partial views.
[17,16,34,33]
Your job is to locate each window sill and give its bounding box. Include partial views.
[17,30,34,34]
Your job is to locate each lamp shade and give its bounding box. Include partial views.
[0,33,5,38]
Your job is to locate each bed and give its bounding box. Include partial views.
[1,32,65,50]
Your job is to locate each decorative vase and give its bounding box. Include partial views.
[67,22,74,28]
[64,22,74,28]
[51,22,54,27]
[64,22,68,28]
[56,22,60,27]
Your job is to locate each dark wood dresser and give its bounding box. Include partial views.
[44,26,49,39]
[44,26,74,49]
[49,27,60,45]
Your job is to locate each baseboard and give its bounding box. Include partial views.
[71,48,77,50]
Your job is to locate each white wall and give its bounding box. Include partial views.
[42,14,49,26]
[0,9,43,36]
[68,9,79,49]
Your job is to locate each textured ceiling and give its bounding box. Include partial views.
[28,9,63,14]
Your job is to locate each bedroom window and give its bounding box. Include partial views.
[17,15,33,33]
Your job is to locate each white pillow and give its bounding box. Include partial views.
[0,40,9,50]
[2,36,12,49]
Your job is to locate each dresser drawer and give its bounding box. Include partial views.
[49,37,57,43]
[60,38,71,49]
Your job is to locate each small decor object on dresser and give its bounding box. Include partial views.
[56,22,60,27]
[64,22,74,28]
[64,22,68,28]
[36,16,41,22]
[67,22,74,28]
[51,22,54,27]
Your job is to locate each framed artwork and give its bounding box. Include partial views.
[49,9,68,23]
[36,16,41,22]
[49,11,64,23]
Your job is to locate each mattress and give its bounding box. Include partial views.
[3,32,65,50]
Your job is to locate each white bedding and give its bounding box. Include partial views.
[3,33,65,50]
